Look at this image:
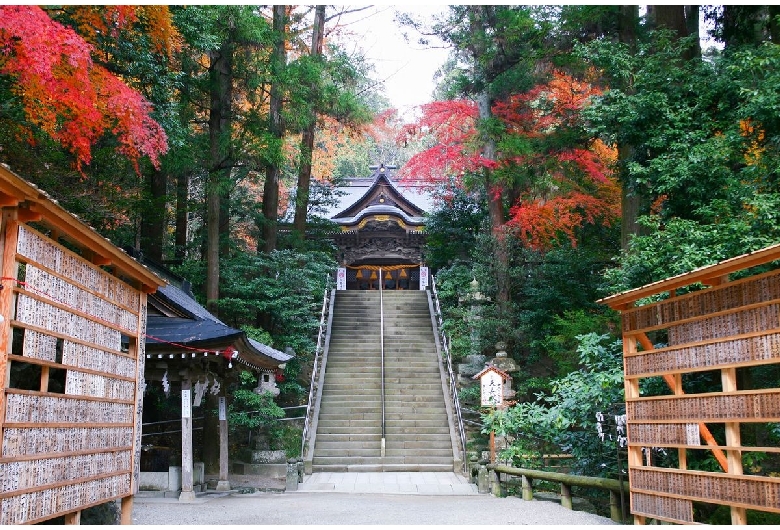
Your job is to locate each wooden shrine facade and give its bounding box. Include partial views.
[600,244,780,525]
[330,165,428,290]
[0,165,164,524]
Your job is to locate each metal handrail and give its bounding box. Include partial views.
[379,267,386,457]
[301,280,331,457]
[431,274,467,462]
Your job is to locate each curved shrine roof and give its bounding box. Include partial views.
[326,165,434,225]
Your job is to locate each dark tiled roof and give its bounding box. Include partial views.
[145,282,293,367]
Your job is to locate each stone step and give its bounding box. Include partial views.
[383,411,449,420]
[383,433,453,442]
[320,409,382,420]
[311,456,454,467]
[323,382,442,391]
[384,425,451,434]
[314,448,384,458]
[319,366,382,374]
[310,463,455,473]
[315,426,383,435]
[314,433,382,443]
[384,447,453,456]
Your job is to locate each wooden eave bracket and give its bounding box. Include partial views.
[17,204,42,223]
[0,191,20,208]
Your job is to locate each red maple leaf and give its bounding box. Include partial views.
[0,5,168,172]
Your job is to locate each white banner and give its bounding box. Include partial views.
[219,396,227,421]
[182,389,192,419]
[336,267,346,290]
[419,266,429,290]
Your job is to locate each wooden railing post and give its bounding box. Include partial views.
[491,468,505,497]
[560,483,573,510]
[521,475,534,501]
[609,490,622,523]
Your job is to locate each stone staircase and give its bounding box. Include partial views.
[310,290,457,472]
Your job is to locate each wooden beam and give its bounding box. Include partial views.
[721,367,747,525]
[0,213,19,459]
[0,192,19,207]
[636,333,729,472]
[17,206,42,223]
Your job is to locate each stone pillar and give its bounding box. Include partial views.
[286,458,299,491]
[477,462,489,494]
[179,375,196,502]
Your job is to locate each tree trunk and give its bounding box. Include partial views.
[467,6,510,308]
[618,5,641,250]
[293,5,325,238]
[262,5,287,253]
[770,6,780,44]
[139,168,167,262]
[206,38,234,316]
[652,5,699,60]
[175,172,189,263]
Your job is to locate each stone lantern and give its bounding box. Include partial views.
[255,369,280,396]
[459,277,490,358]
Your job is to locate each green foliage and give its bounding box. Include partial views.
[483,333,624,477]
[175,249,335,355]
[267,423,304,459]
[227,371,285,432]
[457,384,482,408]
[540,309,619,375]
[424,186,489,270]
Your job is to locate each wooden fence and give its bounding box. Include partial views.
[487,463,630,523]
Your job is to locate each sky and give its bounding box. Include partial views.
[331,5,451,113]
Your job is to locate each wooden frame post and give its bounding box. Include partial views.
[179,373,196,501]
[722,367,747,525]
[216,386,231,491]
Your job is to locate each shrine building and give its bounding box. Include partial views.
[324,164,433,290]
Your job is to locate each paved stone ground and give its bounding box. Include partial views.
[131,472,621,525]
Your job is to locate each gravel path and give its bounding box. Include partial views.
[131,491,620,525]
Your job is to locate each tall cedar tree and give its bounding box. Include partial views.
[261,6,287,253]
[292,5,325,237]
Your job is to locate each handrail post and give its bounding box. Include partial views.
[379,267,386,457]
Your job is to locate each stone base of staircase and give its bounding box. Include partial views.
[296,471,478,495]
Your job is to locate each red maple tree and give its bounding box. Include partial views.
[399,71,619,251]
[399,100,498,188]
[0,5,168,172]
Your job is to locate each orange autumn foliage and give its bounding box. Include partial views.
[0,5,168,172]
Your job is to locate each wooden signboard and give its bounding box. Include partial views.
[600,244,780,525]
[0,166,162,525]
